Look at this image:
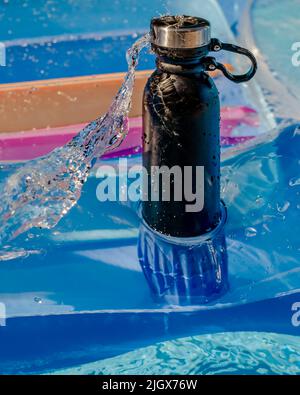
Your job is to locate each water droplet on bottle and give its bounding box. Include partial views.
[245,227,257,237]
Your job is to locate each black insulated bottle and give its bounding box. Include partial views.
[142,15,257,237]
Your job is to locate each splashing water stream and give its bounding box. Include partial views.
[0,34,150,245]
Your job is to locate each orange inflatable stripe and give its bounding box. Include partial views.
[0,65,233,133]
[0,71,151,133]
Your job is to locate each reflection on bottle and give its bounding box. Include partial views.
[138,202,228,305]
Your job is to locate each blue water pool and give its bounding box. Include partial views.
[53,332,300,375]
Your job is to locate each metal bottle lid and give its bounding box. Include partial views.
[150,15,211,50]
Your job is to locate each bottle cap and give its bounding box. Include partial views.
[151,15,211,50]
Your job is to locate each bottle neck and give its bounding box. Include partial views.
[156,58,206,75]
[152,44,209,75]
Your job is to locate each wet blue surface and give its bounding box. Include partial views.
[0,124,299,373]
[0,34,154,83]
[0,292,300,374]
[0,0,232,83]
[252,0,300,99]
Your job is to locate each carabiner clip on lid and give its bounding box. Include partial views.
[202,38,257,83]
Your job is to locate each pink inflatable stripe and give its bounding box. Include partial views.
[0,106,258,162]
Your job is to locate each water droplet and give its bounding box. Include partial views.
[263,223,271,233]
[29,87,37,93]
[255,196,264,206]
[289,177,300,187]
[245,227,257,237]
[268,152,277,159]
[276,201,290,213]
